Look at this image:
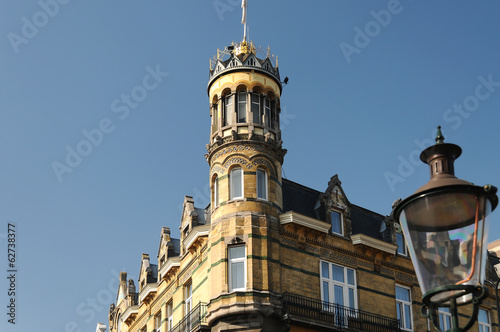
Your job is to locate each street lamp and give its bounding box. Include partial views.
[393,127,498,332]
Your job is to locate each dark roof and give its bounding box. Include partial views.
[282,178,385,241]
[282,178,321,219]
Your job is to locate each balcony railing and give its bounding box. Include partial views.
[171,302,207,332]
[282,292,401,332]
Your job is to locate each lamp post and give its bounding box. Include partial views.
[393,127,498,332]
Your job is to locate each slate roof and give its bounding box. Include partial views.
[282,178,386,242]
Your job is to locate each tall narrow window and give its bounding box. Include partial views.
[237,90,247,123]
[320,261,357,310]
[230,167,243,199]
[155,311,162,332]
[395,285,413,331]
[270,100,276,129]
[251,93,261,124]
[167,302,173,331]
[396,231,407,256]
[213,175,219,207]
[185,282,193,332]
[264,98,271,127]
[256,169,267,200]
[223,94,233,126]
[213,102,219,131]
[331,210,343,236]
[228,246,246,291]
[478,309,491,332]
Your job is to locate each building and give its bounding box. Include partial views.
[106,33,499,332]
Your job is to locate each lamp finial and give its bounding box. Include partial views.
[435,126,444,144]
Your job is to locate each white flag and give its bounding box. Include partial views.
[241,0,247,24]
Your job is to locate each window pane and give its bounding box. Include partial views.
[270,100,276,129]
[332,265,344,282]
[230,168,242,199]
[347,269,354,285]
[404,304,412,329]
[231,261,244,289]
[334,285,344,305]
[397,303,401,322]
[257,169,267,199]
[321,262,329,279]
[224,95,233,126]
[230,246,245,259]
[349,288,355,309]
[252,93,261,124]
[439,313,444,330]
[397,232,406,254]
[322,281,329,302]
[238,91,246,123]
[395,286,410,301]
[214,176,218,206]
[479,309,489,323]
[331,211,342,234]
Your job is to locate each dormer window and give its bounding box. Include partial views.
[331,210,343,236]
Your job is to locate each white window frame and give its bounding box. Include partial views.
[228,245,246,291]
[237,90,247,123]
[437,307,451,331]
[331,210,344,236]
[213,175,219,207]
[155,310,162,332]
[320,261,357,310]
[395,285,413,331]
[251,92,261,124]
[185,283,193,332]
[478,308,491,332]
[223,94,233,126]
[396,231,407,256]
[230,167,244,200]
[167,301,173,331]
[256,168,268,201]
[264,97,271,127]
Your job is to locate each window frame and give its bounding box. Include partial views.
[330,210,344,236]
[155,310,162,332]
[478,308,491,332]
[228,245,247,292]
[237,90,247,123]
[167,301,173,331]
[320,261,357,310]
[251,92,262,124]
[396,231,408,256]
[213,175,219,207]
[223,94,233,127]
[395,285,413,331]
[230,167,244,200]
[256,168,268,201]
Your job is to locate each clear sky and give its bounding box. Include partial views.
[1,1,499,331]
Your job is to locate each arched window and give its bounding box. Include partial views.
[256,168,268,200]
[223,94,233,126]
[264,97,271,127]
[212,101,219,131]
[237,91,247,123]
[213,175,219,207]
[230,167,243,199]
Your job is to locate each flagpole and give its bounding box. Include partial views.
[241,0,247,42]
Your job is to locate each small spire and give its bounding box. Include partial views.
[435,125,444,144]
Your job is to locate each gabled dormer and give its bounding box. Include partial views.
[137,254,158,306]
[316,174,352,236]
[157,227,179,270]
[180,196,210,255]
[243,53,260,67]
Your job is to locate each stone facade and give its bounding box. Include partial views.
[106,41,499,332]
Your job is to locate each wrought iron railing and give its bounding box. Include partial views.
[171,302,207,332]
[282,292,401,332]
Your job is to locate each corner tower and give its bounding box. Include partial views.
[205,40,288,330]
[206,40,286,219]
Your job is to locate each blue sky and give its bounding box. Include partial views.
[1,1,499,331]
